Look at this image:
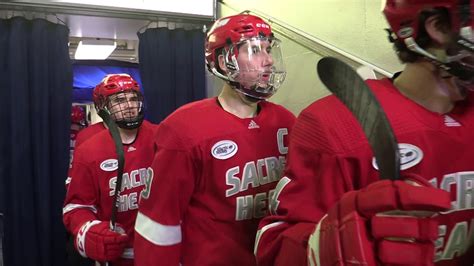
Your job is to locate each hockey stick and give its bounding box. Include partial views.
[97,110,125,266]
[97,110,124,229]
[317,57,400,180]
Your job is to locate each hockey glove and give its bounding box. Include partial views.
[75,220,128,262]
[308,175,451,266]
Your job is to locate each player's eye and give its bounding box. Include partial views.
[251,45,261,54]
[114,97,128,103]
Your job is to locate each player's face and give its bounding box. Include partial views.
[442,36,474,99]
[107,91,141,121]
[218,36,286,99]
[235,39,274,89]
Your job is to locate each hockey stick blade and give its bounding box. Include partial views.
[317,57,400,180]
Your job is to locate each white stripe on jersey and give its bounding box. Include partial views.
[63,204,98,215]
[254,221,285,256]
[135,211,182,246]
[308,214,327,266]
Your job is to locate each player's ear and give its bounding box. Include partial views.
[218,54,228,73]
[424,14,450,46]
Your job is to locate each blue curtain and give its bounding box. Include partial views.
[0,17,72,266]
[138,27,206,123]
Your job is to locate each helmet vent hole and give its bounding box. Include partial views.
[237,25,254,33]
[105,84,117,90]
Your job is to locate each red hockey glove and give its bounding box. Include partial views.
[308,176,451,266]
[75,220,129,262]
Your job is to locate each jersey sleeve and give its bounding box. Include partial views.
[134,122,197,266]
[63,146,100,236]
[255,103,370,266]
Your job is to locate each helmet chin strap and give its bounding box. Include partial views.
[115,112,145,130]
[241,93,262,103]
[405,37,443,62]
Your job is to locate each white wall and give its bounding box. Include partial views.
[216,0,403,115]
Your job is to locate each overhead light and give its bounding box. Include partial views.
[74,39,117,60]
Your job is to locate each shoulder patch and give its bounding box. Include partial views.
[211,140,238,160]
[100,159,118,172]
[372,143,423,171]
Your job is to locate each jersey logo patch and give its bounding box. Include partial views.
[211,140,238,160]
[248,120,260,129]
[372,143,423,171]
[444,115,461,127]
[100,159,118,172]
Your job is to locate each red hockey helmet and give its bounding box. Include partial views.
[71,105,85,124]
[92,85,100,108]
[206,14,273,67]
[94,74,144,129]
[95,74,140,100]
[383,0,472,40]
[383,0,474,82]
[205,14,286,100]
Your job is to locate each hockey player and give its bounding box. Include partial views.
[255,0,474,265]
[74,86,108,148]
[69,105,87,168]
[63,74,157,266]
[134,14,296,266]
[67,90,105,189]
[66,104,93,266]
[70,105,86,128]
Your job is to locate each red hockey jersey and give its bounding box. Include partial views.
[66,122,106,188]
[75,122,106,147]
[255,79,474,266]
[134,98,296,266]
[63,120,157,265]
[69,125,82,168]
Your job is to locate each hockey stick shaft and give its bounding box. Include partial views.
[97,110,125,230]
[98,110,125,266]
[317,57,400,180]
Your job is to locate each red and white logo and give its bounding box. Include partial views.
[444,115,461,127]
[248,120,260,129]
[372,143,423,171]
[100,159,118,171]
[211,140,238,160]
[76,220,101,257]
